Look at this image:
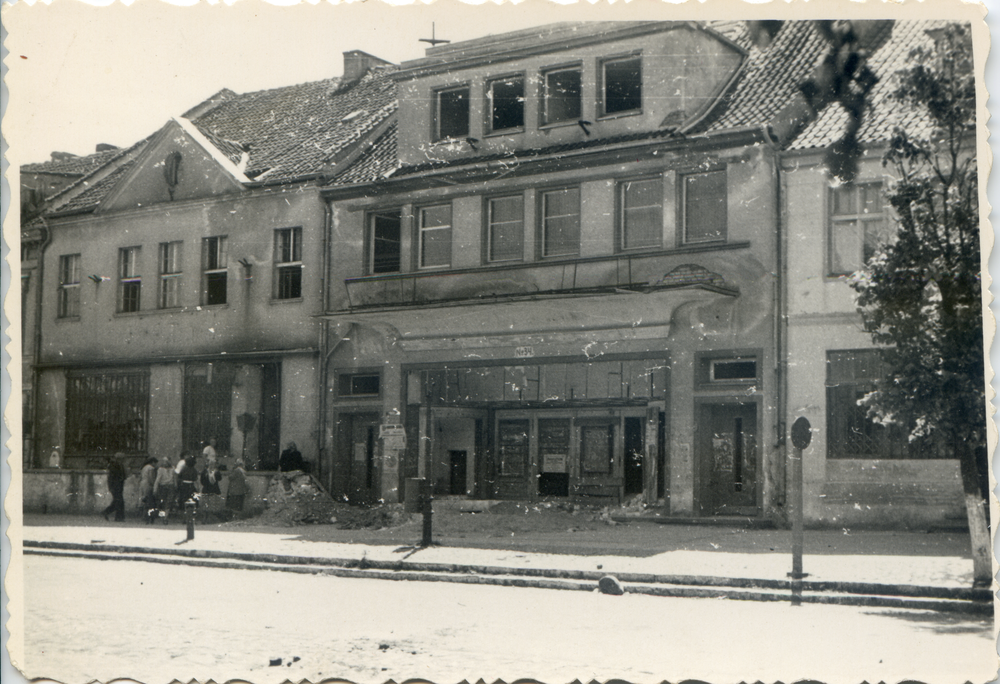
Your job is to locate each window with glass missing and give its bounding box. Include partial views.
[158,241,182,309]
[602,56,642,115]
[369,210,402,274]
[202,236,228,306]
[274,227,302,300]
[488,76,524,132]
[436,86,470,140]
[338,373,380,397]
[683,169,727,244]
[58,253,81,318]
[543,67,582,125]
[828,182,887,276]
[118,246,142,313]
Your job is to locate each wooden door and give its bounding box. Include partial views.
[698,403,758,515]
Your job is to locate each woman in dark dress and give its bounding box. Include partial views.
[176,454,199,509]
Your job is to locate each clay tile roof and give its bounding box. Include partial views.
[330,121,399,185]
[790,20,944,150]
[51,159,138,216]
[21,147,123,177]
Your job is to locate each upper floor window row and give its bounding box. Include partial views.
[59,228,304,319]
[365,168,727,274]
[433,54,642,141]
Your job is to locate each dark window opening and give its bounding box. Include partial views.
[274,227,303,300]
[711,360,757,381]
[437,87,469,140]
[543,68,582,124]
[603,57,642,114]
[684,170,727,243]
[370,210,402,274]
[339,373,380,397]
[205,272,228,306]
[202,236,227,305]
[489,77,524,132]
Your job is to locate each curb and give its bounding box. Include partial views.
[23,540,992,615]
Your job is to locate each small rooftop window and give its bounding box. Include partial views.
[602,56,642,115]
[436,86,469,140]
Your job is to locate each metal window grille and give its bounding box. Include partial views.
[66,370,149,455]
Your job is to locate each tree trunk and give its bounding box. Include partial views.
[958,446,992,587]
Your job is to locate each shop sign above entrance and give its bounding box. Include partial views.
[515,346,535,358]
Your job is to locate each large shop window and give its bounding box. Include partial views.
[488,76,525,132]
[487,195,524,262]
[620,178,662,250]
[274,227,303,299]
[826,350,939,459]
[828,183,887,276]
[118,246,142,313]
[602,56,642,115]
[66,370,149,455]
[498,419,529,477]
[541,187,581,258]
[202,236,228,306]
[436,86,470,140]
[543,67,582,125]
[369,210,402,274]
[158,241,182,309]
[58,253,81,318]
[682,170,727,244]
[419,204,452,269]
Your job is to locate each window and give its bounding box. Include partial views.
[118,247,141,313]
[58,254,81,318]
[581,423,614,474]
[274,227,303,300]
[487,195,524,262]
[418,204,452,269]
[338,373,380,397]
[369,210,402,274]
[602,56,642,115]
[66,370,149,455]
[710,359,757,382]
[498,419,529,477]
[826,350,939,459]
[436,86,469,140]
[543,67,582,125]
[683,170,727,244]
[620,178,662,250]
[488,76,524,132]
[828,183,887,276]
[541,188,580,257]
[202,236,228,305]
[158,241,182,309]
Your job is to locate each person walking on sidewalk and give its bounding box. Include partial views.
[154,456,177,523]
[101,453,127,522]
[139,457,158,524]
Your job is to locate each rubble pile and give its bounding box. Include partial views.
[233,472,408,529]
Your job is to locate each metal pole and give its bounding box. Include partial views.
[185,500,196,541]
[421,480,433,547]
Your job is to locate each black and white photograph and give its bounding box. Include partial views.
[2,1,997,682]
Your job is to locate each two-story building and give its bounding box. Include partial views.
[28,52,396,475]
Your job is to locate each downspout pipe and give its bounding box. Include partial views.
[31,219,53,469]
[317,198,332,488]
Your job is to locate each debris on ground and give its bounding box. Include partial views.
[598,575,625,595]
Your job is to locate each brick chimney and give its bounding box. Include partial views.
[342,50,392,83]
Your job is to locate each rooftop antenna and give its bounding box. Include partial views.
[420,22,450,47]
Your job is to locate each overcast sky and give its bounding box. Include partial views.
[4,0,690,165]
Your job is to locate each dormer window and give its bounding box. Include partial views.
[488,76,525,133]
[542,66,582,125]
[435,86,469,140]
[601,55,642,116]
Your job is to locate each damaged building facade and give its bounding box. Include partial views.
[24,20,977,527]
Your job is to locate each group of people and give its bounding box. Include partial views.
[103,438,249,524]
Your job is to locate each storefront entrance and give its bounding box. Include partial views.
[342,412,380,504]
[696,402,759,515]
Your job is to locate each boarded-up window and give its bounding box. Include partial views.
[66,370,149,455]
[498,419,529,477]
[581,423,614,474]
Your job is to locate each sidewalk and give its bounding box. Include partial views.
[22,512,989,613]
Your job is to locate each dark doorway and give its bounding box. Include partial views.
[449,450,467,495]
[624,416,644,495]
[345,413,379,505]
[259,364,281,470]
[697,403,758,515]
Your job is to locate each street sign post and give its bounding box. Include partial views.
[789,416,811,606]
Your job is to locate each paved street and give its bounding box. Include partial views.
[21,554,995,684]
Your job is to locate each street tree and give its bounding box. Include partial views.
[848,24,989,586]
